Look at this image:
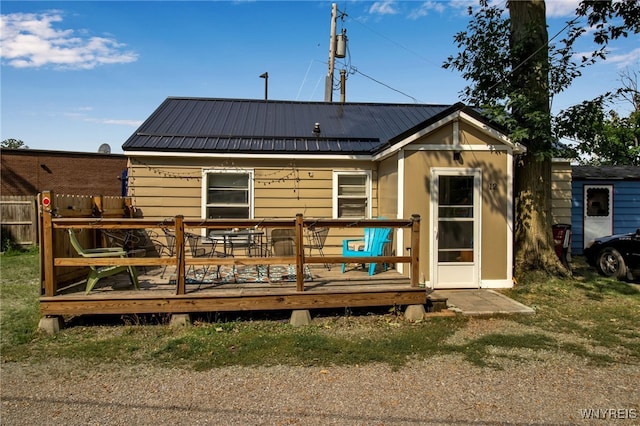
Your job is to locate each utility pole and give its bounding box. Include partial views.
[324,3,338,102]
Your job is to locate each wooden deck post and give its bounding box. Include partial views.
[295,213,305,291]
[175,216,186,295]
[41,190,55,297]
[410,214,420,287]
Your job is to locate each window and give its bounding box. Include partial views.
[586,187,610,217]
[333,171,371,218]
[203,170,253,219]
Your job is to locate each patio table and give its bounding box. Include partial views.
[209,229,264,257]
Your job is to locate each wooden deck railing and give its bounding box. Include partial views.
[42,209,421,297]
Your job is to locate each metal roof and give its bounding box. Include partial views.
[122,97,470,155]
[572,165,640,180]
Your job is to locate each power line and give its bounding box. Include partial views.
[347,66,421,103]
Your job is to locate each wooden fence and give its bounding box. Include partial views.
[0,195,38,249]
[0,192,134,250]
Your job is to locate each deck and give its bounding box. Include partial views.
[38,198,429,319]
[40,265,428,316]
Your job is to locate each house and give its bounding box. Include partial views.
[122,97,526,290]
[571,165,640,255]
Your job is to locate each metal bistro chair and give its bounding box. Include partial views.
[306,226,331,270]
[158,228,177,278]
[185,232,220,283]
[267,228,296,280]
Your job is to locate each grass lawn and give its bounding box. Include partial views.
[1,248,638,370]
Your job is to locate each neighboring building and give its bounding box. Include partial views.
[571,165,640,255]
[0,148,127,197]
[123,97,526,290]
[551,159,573,226]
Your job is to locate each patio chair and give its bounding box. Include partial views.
[185,232,220,282]
[67,229,139,294]
[158,228,177,278]
[306,226,331,270]
[266,228,296,280]
[270,228,295,256]
[341,227,392,276]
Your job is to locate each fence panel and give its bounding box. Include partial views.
[0,195,37,248]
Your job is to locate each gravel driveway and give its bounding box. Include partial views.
[2,354,638,425]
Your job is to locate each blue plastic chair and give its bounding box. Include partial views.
[341,227,392,275]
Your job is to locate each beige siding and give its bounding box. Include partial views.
[551,159,572,225]
[401,124,511,283]
[128,158,381,255]
[378,155,399,219]
[459,121,496,145]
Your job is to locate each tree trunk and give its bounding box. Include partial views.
[508,0,567,276]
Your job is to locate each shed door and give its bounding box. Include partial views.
[583,185,613,247]
[432,170,480,289]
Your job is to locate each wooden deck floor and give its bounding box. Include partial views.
[40,264,428,316]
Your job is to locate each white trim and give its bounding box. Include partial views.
[453,119,460,147]
[127,151,372,161]
[458,111,520,150]
[373,110,524,161]
[405,144,512,152]
[397,150,405,275]
[430,167,482,289]
[332,170,373,219]
[201,168,255,220]
[480,279,514,289]
[505,151,514,288]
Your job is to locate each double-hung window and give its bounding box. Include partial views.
[333,171,371,219]
[203,170,253,219]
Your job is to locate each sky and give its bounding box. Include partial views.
[1,0,639,154]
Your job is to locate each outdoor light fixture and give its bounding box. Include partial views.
[313,123,321,136]
[259,72,268,100]
[453,150,463,164]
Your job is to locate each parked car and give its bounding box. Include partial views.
[583,229,640,281]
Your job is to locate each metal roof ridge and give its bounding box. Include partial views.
[163,96,455,108]
[134,132,380,141]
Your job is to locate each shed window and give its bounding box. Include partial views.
[333,171,371,219]
[203,171,253,219]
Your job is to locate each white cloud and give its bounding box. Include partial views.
[91,118,143,127]
[605,47,640,68]
[0,11,138,70]
[408,1,445,20]
[445,0,579,18]
[369,1,399,16]
[575,47,640,68]
[545,0,580,18]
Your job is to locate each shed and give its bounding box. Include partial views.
[571,165,640,255]
[123,97,525,289]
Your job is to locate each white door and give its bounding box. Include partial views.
[583,185,613,247]
[432,169,481,289]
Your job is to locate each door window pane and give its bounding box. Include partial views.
[438,175,474,263]
[586,187,610,217]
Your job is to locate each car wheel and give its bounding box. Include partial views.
[596,247,627,279]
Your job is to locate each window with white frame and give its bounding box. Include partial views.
[333,171,371,218]
[203,170,253,219]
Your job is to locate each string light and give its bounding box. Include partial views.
[130,158,303,195]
